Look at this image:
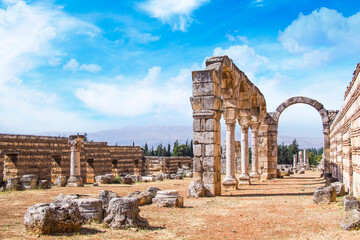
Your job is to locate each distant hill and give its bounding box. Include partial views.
[41,125,323,149]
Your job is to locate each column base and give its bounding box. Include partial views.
[260,172,270,180]
[222,177,239,191]
[67,176,84,187]
[238,174,250,185]
[250,171,260,179]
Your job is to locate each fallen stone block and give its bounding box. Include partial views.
[153,190,184,208]
[155,174,163,181]
[105,174,115,184]
[121,177,134,184]
[186,172,193,178]
[55,176,67,187]
[72,198,103,223]
[330,182,346,197]
[187,181,205,198]
[24,201,83,234]
[6,177,22,191]
[95,175,108,184]
[344,196,360,212]
[38,180,51,189]
[103,198,149,229]
[98,190,119,216]
[21,174,37,190]
[128,175,142,182]
[313,186,337,204]
[54,193,79,203]
[124,191,153,206]
[175,174,183,180]
[341,209,360,230]
[141,176,155,182]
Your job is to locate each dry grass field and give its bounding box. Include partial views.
[1,171,360,240]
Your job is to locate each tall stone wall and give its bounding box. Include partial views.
[147,156,193,175]
[0,134,145,183]
[330,63,360,197]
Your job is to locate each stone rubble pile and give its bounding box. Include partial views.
[24,186,184,235]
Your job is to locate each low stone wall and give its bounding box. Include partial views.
[147,156,193,175]
[0,134,145,184]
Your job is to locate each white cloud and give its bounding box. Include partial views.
[226,33,249,44]
[251,0,264,7]
[126,30,160,44]
[63,58,102,73]
[0,1,101,132]
[278,8,360,56]
[75,66,192,118]
[139,0,209,31]
[213,45,268,80]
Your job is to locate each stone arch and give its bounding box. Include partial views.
[268,96,331,176]
[273,96,330,130]
[189,55,268,196]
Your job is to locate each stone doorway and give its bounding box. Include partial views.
[3,153,19,180]
[51,155,62,183]
[86,158,95,183]
[112,160,118,176]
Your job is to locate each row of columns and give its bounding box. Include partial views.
[222,120,260,191]
[292,149,310,169]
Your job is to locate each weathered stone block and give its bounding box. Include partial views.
[331,182,346,197]
[152,190,184,207]
[24,201,82,234]
[55,176,67,187]
[313,186,337,204]
[72,198,103,223]
[6,177,22,191]
[344,196,360,211]
[38,180,51,189]
[21,174,37,190]
[103,198,149,229]
[341,209,360,230]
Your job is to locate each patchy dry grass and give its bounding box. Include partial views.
[1,171,360,239]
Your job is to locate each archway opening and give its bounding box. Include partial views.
[51,155,62,183]
[86,158,94,183]
[277,104,324,170]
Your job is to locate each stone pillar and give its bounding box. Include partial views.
[298,151,303,168]
[235,141,241,173]
[303,150,307,168]
[293,154,297,168]
[323,128,331,176]
[250,124,260,179]
[222,119,238,190]
[67,135,84,187]
[239,125,250,185]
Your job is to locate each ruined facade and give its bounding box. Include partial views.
[188,55,341,197]
[330,63,360,197]
[0,134,146,183]
[147,156,193,175]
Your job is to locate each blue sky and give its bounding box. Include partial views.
[0,0,359,139]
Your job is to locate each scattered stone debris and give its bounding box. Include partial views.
[103,198,149,229]
[187,181,205,198]
[98,190,119,215]
[55,176,67,187]
[20,174,37,190]
[24,201,83,234]
[6,177,22,191]
[344,196,360,212]
[153,190,184,208]
[72,198,103,223]
[313,186,337,204]
[341,209,360,230]
[330,182,346,197]
[38,180,51,189]
[121,177,134,185]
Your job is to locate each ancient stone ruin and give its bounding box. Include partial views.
[188,55,360,198]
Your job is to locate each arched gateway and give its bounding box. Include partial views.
[267,96,338,177]
[188,56,339,197]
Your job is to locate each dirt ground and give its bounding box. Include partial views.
[1,171,360,240]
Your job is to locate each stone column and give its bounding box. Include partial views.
[239,124,250,185]
[250,124,260,179]
[298,151,303,169]
[303,150,307,168]
[222,119,238,190]
[293,154,297,168]
[67,135,84,187]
